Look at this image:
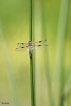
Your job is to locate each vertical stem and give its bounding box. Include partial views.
[30,0,32,40]
[30,58,35,106]
[30,0,35,106]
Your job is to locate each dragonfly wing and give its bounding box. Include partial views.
[32,44,48,50]
[17,43,28,47]
[15,46,28,52]
[33,40,47,45]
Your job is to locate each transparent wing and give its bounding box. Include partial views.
[15,46,28,52]
[32,40,47,45]
[32,44,48,50]
[17,40,47,46]
[17,43,28,47]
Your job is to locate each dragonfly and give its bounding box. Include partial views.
[15,40,48,59]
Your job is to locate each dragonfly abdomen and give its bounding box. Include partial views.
[29,49,32,59]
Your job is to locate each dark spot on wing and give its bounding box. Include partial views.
[38,45,41,46]
[17,43,24,45]
[16,48,18,49]
[21,43,24,44]
[39,41,42,43]
[21,47,24,48]
[38,40,47,43]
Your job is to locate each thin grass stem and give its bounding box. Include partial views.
[30,0,35,106]
[30,57,35,106]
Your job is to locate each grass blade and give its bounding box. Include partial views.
[52,0,70,105]
[41,0,54,106]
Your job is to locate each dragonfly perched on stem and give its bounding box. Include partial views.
[15,40,48,59]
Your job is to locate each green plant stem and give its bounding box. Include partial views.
[30,57,35,106]
[30,0,35,106]
[30,0,32,40]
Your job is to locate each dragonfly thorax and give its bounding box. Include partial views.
[28,41,32,46]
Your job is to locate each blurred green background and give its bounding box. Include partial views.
[0,0,71,106]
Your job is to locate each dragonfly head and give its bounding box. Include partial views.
[28,41,32,43]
